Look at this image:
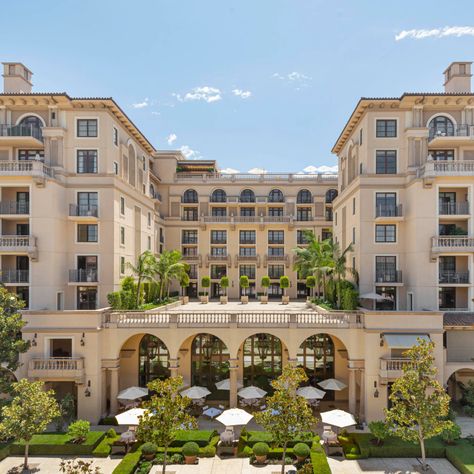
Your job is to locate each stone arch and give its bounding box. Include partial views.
[445,367,474,402]
[297,189,312,204]
[15,112,46,127]
[183,189,198,203]
[210,188,227,203]
[240,188,255,203]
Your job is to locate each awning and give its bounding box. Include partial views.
[383,333,430,349]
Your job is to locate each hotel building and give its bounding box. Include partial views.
[0,61,471,423]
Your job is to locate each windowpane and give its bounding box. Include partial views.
[376,150,397,174]
[375,224,396,242]
[376,119,397,138]
[77,224,98,242]
[77,150,98,173]
[77,119,98,137]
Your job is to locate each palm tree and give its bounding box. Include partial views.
[127,251,156,307]
[154,250,189,301]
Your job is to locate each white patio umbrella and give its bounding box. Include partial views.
[216,408,253,427]
[296,386,326,400]
[215,378,244,390]
[321,409,356,429]
[359,292,388,301]
[180,386,211,399]
[238,386,267,399]
[202,407,223,419]
[117,386,148,403]
[115,408,147,426]
[318,378,347,391]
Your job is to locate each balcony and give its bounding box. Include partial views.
[237,254,258,262]
[69,269,98,284]
[0,201,29,215]
[28,357,85,383]
[182,253,201,261]
[420,160,474,178]
[432,236,474,252]
[68,204,98,220]
[203,215,292,224]
[0,161,54,185]
[439,202,469,216]
[0,235,37,258]
[0,124,43,146]
[379,358,411,383]
[375,270,403,285]
[266,253,288,261]
[439,271,470,284]
[207,254,229,263]
[174,172,338,183]
[375,204,403,221]
[428,124,474,146]
[0,269,29,284]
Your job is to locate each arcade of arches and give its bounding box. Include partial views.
[116,332,364,417]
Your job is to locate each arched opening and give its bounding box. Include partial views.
[297,189,312,204]
[18,115,43,140]
[325,189,338,204]
[429,115,455,139]
[268,189,284,203]
[242,333,282,392]
[446,368,474,406]
[191,333,229,394]
[183,189,198,203]
[138,334,170,386]
[211,189,227,203]
[240,189,255,203]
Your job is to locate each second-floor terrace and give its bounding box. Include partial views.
[432,236,474,253]
[0,123,43,146]
[419,159,474,178]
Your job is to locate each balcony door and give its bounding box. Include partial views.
[77,256,97,281]
[439,192,456,214]
[77,192,98,216]
[16,192,29,214]
[49,338,72,358]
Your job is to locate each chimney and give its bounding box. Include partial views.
[444,62,472,93]
[2,62,33,93]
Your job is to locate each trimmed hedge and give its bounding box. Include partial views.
[92,434,121,457]
[0,443,11,462]
[244,431,313,447]
[170,430,217,447]
[112,446,142,474]
[446,441,474,474]
[10,431,104,456]
[310,445,331,474]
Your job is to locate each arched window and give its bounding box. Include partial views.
[240,189,255,203]
[19,115,43,129]
[297,189,312,204]
[18,115,43,140]
[243,333,282,392]
[138,335,170,386]
[183,189,198,203]
[268,189,284,203]
[191,334,229,390]
[325,189,338,203]
[211,189,227,203]
[429,116,454,138]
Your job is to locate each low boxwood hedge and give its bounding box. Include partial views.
[170,429,217,447]
[243,431,313,447]
[112,446,142,474]
[0,443,11,462]
[92,434,121,457]
[446,441,474,474]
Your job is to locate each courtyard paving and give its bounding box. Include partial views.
[167,300,312,312]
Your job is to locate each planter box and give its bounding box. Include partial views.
[200,295,209,304]
[241,295,249,304]
[260,295,268,304]
[282,295,290,305]
[220,295,228,304]
[181,296,189,305]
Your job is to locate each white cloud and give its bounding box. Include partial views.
[132,98,149,109]
[232,89,252,99]
[174,86,222,104]
[302,165,338,175]
[248,167,267,174]
[220,167,240,174]
[179,145,202,160]
[273,71,312,82]
[166,133,177,146]
[395,26,474,41]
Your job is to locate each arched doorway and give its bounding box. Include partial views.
[446,368,474,406]
[191,334,229,393]
[242,333,282,392]
[138,334,170,386]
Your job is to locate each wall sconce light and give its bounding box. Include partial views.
[373,381,379,398]
[84,380,91,397]
[80,333,85,346]
[31,333,37,347]
[379,334,384,347]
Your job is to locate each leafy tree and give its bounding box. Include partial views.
[136,376,197,474]
[254,366,316,474]
[368,420,389,446]
[67,419,90,443]
[240,275,249,296]
[127,251,156,307]
[0,288,29,397]
[220,276,229,296]
[261,276,270,296]
[0,379,60,470]
[279,276,290,297]
[201,276,210,296]
[154,250,188,300]
[305,276,316,298]
[385,340,453,471]
[55,393,76,432]
[180,273,190,297]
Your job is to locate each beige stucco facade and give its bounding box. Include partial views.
[1,61,473,425]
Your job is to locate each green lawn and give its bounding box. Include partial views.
[446,440,474,474]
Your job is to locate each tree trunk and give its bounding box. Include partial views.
[281,443,287,474]
[162,446,168,474]
[419,430,427,471]
[23,441,29,470]
[136,276,142,307]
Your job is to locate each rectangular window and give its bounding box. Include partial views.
[182,230,198,244]
[240,265,256,279]
[240,230,256,244]
[77,287,97,310]
[352,197,356,215]
[77,119,98,137]
[120,256,125,274]
[322,229,332,240]
[120,197,125,215]
[268,265,284,279]
[376,256,397,282]
[376,150,397,174]
[113,161,119,175]
[268,207,284,217]
[376,119,397,138]
[211,207,227,217]
[187,264,197,279]
[120,226,125,245]
[211,247,227,257]
[56,292,64,311]
[297,230,309,245]
[147,236,151,250]
[375,224,396,242]
[77,192,98,216]
[147,212,151,227]
[268,247,284,257]
[77,150,97,173]
[268,230,284,244]
[240,207,255,217]
[211,230,227,244]
[182,207,198,221]
[431,149,454,161]
[18,149,44,161]
[239,247,256,257]
[297,207,312,221]
[211,265,226,279]
[77,224,98,242]
[113,126,118,146]
[359,128,363,145]
[182,247,198,257]
[375,192,397,217]
[352,227,356,244]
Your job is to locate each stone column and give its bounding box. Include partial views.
[348,368,356,415]
[359,369,365,421]
[109,367,119,415]
[169,358,179,378]
[229,358,239,408]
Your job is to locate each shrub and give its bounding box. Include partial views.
[135,460,152,474]
[67,420,90,444]
[261,276,270,294]
[201,276,210,295]
[182,441,200,457]
[59,459,101,473]
[107,428,117,438]
[240,275,249,290]
[297,463,313,474]
[342,288,359,310]
[305,276,316,294]
[441,423,462,445]
[112,447,142,474]
[253,442,270,457]
[293,442,310,459]
[169,453,184,464]
[107,291,121,309]
[280,275,290,290]
[141,442,157,456]
[98,416,118,426]
[369,420,389,446]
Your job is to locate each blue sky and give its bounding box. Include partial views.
[2,0,474,172]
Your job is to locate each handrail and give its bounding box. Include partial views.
[0,235,35,248]
[0,124,43,141]
[432,236,474,249]
[29,357,84,371]
[174,172,338,182]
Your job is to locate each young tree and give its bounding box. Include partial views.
[180,272,190,297]
[279,275,290,298]
[220,276,229,296]
[255,366,316,474]
[0,288,29,397]
[239,275,249,296]
[385,340,453,471]
[127,250,156,307]
[201,276,210,296]
[136,376,197,474]
[154,250,188,300]
[0,379,60,470]
[261,276,270,296]
[305,276,316,299]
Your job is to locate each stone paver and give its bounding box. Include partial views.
[456,416,474,438]
[327,457,460,474]
[168,300,311,312]
[0,455,121,473]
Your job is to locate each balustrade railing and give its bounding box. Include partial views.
[432,236,474,250]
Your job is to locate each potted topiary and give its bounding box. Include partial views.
[141,442,157,461]
[280,275,290,304]
[253,441,269,464]
[182,441,200,464]
[201,276,210,304]
[220,276,229,304]
[240,275,249,304]
[293,442,310,462]
[180,273,190,305]
[305,275,316,303]
[260,276,270,304]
